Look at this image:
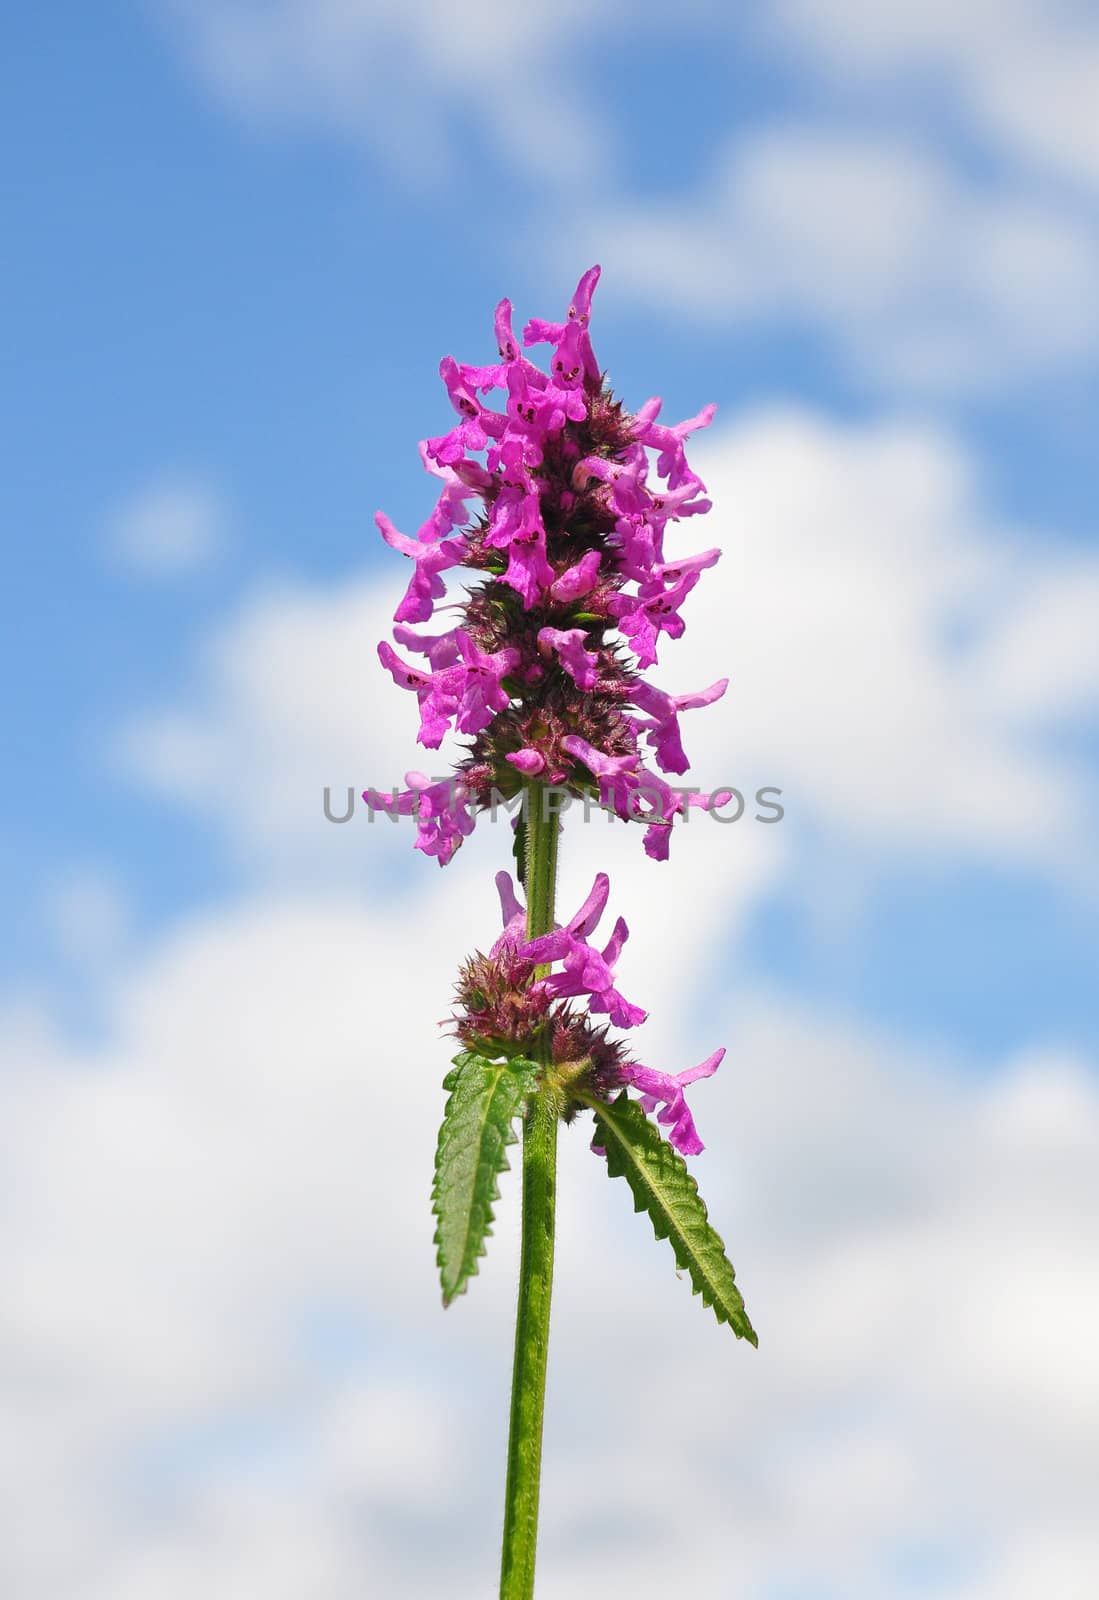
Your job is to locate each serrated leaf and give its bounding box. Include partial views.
[432,1051,536,1306]
[585,1091,757,1344]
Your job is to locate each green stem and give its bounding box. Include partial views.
[499,786,560,1600]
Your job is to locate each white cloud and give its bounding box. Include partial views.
[568,128,1099,390]
[16,392,1099,1592]
[107,475,227,578]
[681,409,1096,866]
[968,561,1099,722]
[116,574,419,876]
[118,410,1098,892]
[165,0,1099,199]
[41,865,132,968]
[69,401,1099,1592]
[770,0,1099,194]
[162,0,614,186]
[3,884,1098,1597]
[160,4,1099,396]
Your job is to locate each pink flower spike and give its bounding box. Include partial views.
[372,269,726,867]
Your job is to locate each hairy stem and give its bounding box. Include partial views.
[499,787,560,1600]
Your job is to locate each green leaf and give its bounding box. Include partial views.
[585,1092,757,1344]
[433,1051,537,1306]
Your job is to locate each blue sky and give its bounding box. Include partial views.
[3,5,1099,1598]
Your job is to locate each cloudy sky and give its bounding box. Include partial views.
[3,3,1098,1596]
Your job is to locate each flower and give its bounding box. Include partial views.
[537,626,601,691]
[523,873,647,1029]
[559,735,719,859]
[506,748,546,776]
[549,550,602,604]
[449,871,723,1158]
[374,512,465,625]
[607,557,718,669]
[377,641,458,748]
[619,1049,724,1156]
[523,263,602,388]
[363,772,475,866]
[491,869,528,955]
[373,266,728,863]
[630,676,729,775]
[633,399,718,488]
[378,632,518,748]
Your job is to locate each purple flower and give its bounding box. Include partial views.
[608,554,719,668]
[491,869,528,955]
[392,622,462,672]
[620,1048,724,1156]
[422,356,507,467]
[550,550,602,604]
[378,631,518,747]
[537,626,600,691]
[505,359,583,447]
[494,297,520,365]
[377,640,458,748]
[375,512,466,625]
[630,677,729,775]
[363,772,475,865]
[373,265,731,864]
[612,483,714,583]
[506,748,546,776]
[448,633,520,733]
[524,873,647,1029]
[560,734,639,788]
[472,871,725,1158]
[633,399,718,489]
[502,522,555,609]
[523,265,602,389]
[419,444,494,502]
[561,735,716,860]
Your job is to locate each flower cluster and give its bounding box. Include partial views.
[452,871,722,1157]
[364,265,728,864]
